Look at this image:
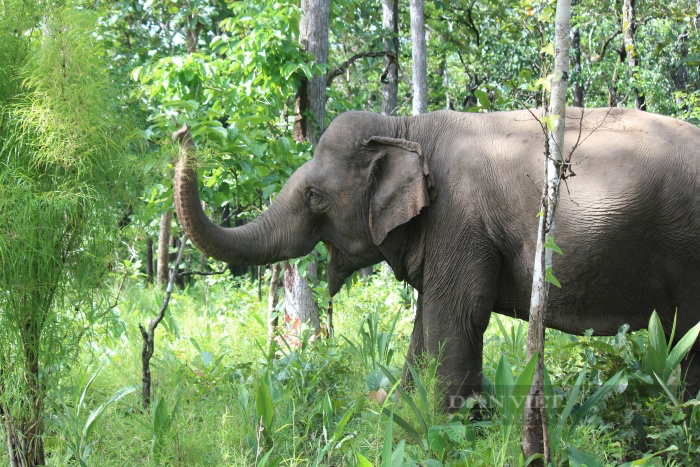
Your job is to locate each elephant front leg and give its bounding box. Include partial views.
[422,289,493,412]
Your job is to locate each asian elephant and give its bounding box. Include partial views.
[173,108,700,405]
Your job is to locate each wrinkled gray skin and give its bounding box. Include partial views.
[174,108,700,406]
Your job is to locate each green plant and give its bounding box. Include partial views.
[344,309,401,371]
[377,361,473,463]
[133,392,182,462]
[356,412,406,467]
[493,315,528,363]
[51,368,137,467]
[492,353,538,465]
[641,311,700,398]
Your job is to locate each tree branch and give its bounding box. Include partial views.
[326,51,396,86]
[177,268,227,278]
[588,29,621,63]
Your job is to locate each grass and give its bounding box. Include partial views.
[22,265,700,466]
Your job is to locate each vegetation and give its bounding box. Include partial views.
[1,0,699,465]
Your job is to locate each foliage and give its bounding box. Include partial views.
[0,2,139,462]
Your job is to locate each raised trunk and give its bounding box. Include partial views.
[173,126,317,266]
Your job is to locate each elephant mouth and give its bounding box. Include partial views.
[325,241,349,296]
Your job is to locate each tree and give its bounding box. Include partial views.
[284,0,330,334]
[522,0,572,463]
[381,0,400,116]
[410,0,428,115]
[622,0,646,110]
[0,4,137,465]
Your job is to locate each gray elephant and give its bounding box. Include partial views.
[173,108,700,405]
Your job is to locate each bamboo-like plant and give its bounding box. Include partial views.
[0,4,138,465]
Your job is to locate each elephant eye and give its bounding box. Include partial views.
[306,189,328,212]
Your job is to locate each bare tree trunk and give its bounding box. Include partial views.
[268,263,282,339]
[571,2,584,108]
[156,210,171,289]
[381,0,399,116]
[283,260,320,332]
[294,0,330,146]
[410,0,428,115]
[141,237,187,408]
[145,237,154,283]
[523,0,571,463]
[285,0,329,334]
[622,0,645,110]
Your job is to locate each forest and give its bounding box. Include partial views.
[1,0,700,465]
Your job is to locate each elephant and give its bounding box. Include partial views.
[173,107,700,406]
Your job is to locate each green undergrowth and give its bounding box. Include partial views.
[26,266,700,466]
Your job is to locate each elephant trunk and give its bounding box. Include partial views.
[173,125,316,265]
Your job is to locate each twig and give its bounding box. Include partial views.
[139,235,187,408]
[326,51,396,86]
[177,268,227,278]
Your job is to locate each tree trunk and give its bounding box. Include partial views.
[571,2,584,108]
[381,0,399,116]
[286,0,329,334]
[410,0,428,115]
[294,0,330,146]
[156,210,171,289]
[145,237,154,283]
[284,260,321,332]
[622,0,645,110]
[268,263,282,339]
[523,0,571,463]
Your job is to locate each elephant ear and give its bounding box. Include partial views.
[365,136,435,245]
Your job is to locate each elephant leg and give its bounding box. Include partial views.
[681,349,700,400]
[402,291,425,387]
[422,287,494,412]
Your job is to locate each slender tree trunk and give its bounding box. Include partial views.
[622,0,645,110]
[381,0,399,116]
[268,263,282,339]
[571,2,584,107]
[410,0,428,115]
[523,0,571,463]
[145,237,154,283]
[286,0,329,334]
[141,237,187,408]
[156,210,171,289]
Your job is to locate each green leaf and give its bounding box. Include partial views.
[568,370,623,439]
[545,267,561,288]
[543,237,563,254]
[665,320,700,381]
[381,413,393,467]
[380,408,424,448]
[474,89,489,107]
[256,379,274,430]
[554,365,586,443]
[263,184,278,200]
[567,447,604,467]
[356,452,374,467]
[83,386,137,440]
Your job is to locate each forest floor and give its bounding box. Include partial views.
[38,265,699,466]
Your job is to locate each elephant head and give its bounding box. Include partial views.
[173,111,435,295]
